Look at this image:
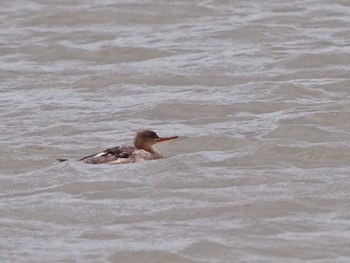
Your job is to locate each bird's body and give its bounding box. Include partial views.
[79,145,160,164]
[77,130,178,164]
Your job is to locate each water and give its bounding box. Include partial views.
[1,0,350,262]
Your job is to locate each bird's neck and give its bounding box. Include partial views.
[135,142,162,159]
[148,146,162,159]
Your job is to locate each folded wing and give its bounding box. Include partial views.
[79,146,137,164]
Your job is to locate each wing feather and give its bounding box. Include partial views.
[79,146,136,164]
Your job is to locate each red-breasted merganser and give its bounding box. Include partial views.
[77,130,178,164]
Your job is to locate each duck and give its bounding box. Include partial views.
[59,130,178,164]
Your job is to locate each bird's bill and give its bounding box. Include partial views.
[156,136,178,142]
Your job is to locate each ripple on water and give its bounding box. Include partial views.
[108,250,202,263]
[2,0,350,262]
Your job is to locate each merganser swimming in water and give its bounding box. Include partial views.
[76,130,178,164]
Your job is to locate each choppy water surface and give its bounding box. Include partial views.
[1,0,350,262]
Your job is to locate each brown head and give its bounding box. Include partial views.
[134,130,178,151]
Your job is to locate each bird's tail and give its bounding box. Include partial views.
[57,158,68,162]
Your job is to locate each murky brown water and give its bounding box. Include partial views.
[1,0,350,262]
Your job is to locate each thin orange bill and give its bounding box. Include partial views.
[157,136,178,142]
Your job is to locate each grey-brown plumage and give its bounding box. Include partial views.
[79,130,178,164]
